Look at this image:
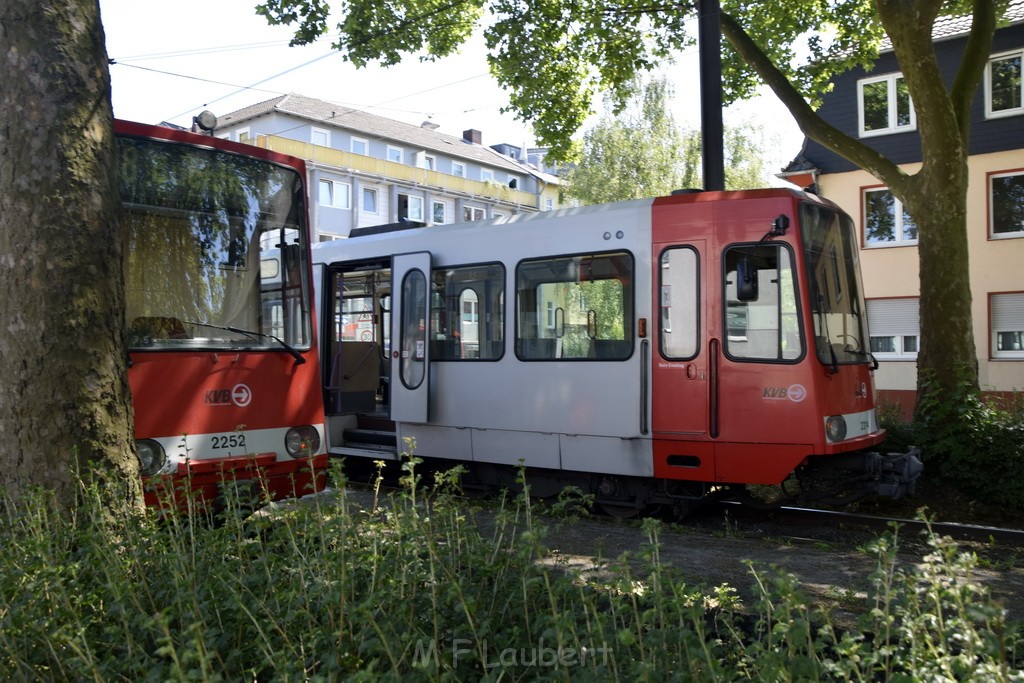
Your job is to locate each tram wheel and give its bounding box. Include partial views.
[598,501,642,519]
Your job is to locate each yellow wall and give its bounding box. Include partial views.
[818,150,1024,394]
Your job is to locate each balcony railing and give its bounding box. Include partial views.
[251,134,540,209]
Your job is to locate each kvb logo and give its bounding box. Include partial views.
[205,383,253,407]
[762,384,807,403]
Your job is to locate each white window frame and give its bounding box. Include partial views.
[351,136,368,155]
[424,155,436,171]
[362,188,379,214]
[431,200,446,225]
[863,187,918,248]
[318,179,351,209]
[463,205,485,222]
[311,127,330,147]
[985,49,1024,119]
[399,193,424,221]
[989,170,1024,239]
[991,292,1024,359]
[387,146,404,164]
[452,161,466,178]
[857,73,916,137]
[867,298,919,360]
[236,127,251,143]
[480,169,494,182]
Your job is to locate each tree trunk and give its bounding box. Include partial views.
[0,0,139,508]
[906,172,979,420]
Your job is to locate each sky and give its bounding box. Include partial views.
[98,0,804,177]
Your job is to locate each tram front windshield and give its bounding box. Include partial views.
[800,202,871,366]
[118,136,311,350]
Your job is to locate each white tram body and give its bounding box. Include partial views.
[312,189,921,510]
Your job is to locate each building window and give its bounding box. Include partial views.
[452,162,466,178]
[986,50,1023,118]
[387,146,403,163]
[318,179,351,208]
[545,198,554,211]
[351,137,368,155]
[318,232,344,243]
[398,193,424,221]
[990,170,1024,238]
[463,206,485,222]
[863,187,918,247]
[867,298,919,360]
[858,73,915,137]
[481,169,494,182]
[236,127,251,143]
[424,155,436,171]
[992,292,1024,359]
[362,188,378,214]
[312,127,330,147]
[432,200,446,224]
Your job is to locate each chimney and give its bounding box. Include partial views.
[463,129,482,145]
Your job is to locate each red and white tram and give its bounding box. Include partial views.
[312,188,920,514]
[117,120,328,510]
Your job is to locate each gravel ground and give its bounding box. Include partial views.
[322,487,1024,625]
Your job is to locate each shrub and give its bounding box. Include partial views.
[915,373,1024,509]
[0,466,1020,680]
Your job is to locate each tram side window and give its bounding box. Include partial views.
[516,251,634,360]
[659,247,699,359]
[723,245,801,361]
[430,263,505,360]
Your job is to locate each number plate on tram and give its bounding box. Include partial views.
[210,433,247,450]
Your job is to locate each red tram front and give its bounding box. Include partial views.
[116,121,328,511]
[651,190,920,502]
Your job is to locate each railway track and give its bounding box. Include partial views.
[697,500,1024,547]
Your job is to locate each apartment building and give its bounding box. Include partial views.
[780,6,1024,413]
[214,93,560,241]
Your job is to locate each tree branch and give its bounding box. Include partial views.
[950,0,997,137]
[719,11,907,185]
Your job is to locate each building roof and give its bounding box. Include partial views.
[216,92,550,179]
[880,0,1024,50]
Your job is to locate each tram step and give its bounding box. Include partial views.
[344,428,398,448]
[330,445,399,459]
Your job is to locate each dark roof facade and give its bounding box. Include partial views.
[795,6,1024,175]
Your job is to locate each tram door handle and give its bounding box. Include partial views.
[686,363,697,380]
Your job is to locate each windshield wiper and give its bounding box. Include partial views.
[185,321,306,365]
[843,345,880,371]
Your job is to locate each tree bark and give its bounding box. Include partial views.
[0,0,139,508]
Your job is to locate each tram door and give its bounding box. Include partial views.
[390,252,432,423]
[651,241,709,438]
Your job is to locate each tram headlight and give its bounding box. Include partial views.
[825,416,848,443]
[136,439,166,476]
[285,426,321,457]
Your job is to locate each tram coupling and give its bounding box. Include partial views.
[796,447,924,504]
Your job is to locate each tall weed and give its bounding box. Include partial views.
[0,464,1020,680]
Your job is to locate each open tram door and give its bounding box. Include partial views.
[390,252,432,423]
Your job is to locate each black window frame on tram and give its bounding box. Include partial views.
[118,133,313,353]
[657,245,701,361]
[429,261,506,362]
[720,241,805,364]
[514,250,635,362]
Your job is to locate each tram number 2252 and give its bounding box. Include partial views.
[211,434,247,450]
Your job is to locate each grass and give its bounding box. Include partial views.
[0,458,1021,681]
